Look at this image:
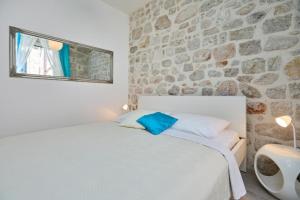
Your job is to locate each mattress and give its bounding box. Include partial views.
[0,122,231,200]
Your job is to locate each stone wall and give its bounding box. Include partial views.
[129,0,300,170]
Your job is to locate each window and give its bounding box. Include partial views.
[26,40,54,76]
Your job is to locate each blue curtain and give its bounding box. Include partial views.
[59,44,71,78]
[16,32,28,73]
[16,32,21,50]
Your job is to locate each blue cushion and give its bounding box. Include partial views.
[137,112,178,135]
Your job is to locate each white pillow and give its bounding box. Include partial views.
[172,113,230,138]
[114,112,131,123]
[119,110,157,129]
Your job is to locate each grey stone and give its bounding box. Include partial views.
[216,80,238,96]
[130,46,138,54]
[271,101,293,117]
[274,1,293,15]
[162,35,169,43]
[239,40,262,56]
[268,56,281,71]
[206,8,217,17]
[193,49,211,63]
[175,47,187,54]
[224,68,239,77]
[175,54,190,64]
[289,83,300,99]
[219,32,227,44]
[242,58,266,74]
[202,35,218,47]
[203,27,219,36]
[155,15,171,30]
[213,43,236,61]
[284,56,300,80]
[236,3,256,15]
[290,49,300,56]
[199,80,212,87]
[264,35,299,51]
[253,73,279,85]
[175,5,198,24]
[240,83,262,98]
[188,26,196,33]
[266,85,287,99]
[296,104,300,121]
[263,14,292,34]
[188,38,201,50]
[168,85,180,95]
[144,87,154,94]
[237,75,254,83]
[179,22,189,29]
[132,27,143,40]
[200,0,223,12]
[222,19,243,31]
[156,83,168,95]
[183,64,193,72]
[150,76,163,84]
[144,22,153,33]
[135,87,142,94]
[165,75,176,83]
[181,0,193,6]
[177,74,186,81]
[202,88,214,96]
[164,0,175,9]
[230,27,255,41]
[295,16,300,30]
[161,69,170,75]
[231,60,240,66]
[182,87,198,95]
[162,59,172,67]
[201,19,212,29]
[247,102,267,114]
[208,70,222,77]
[246,11,267,24]
[265,0,286,4]
[189,70,205,81]
[141,64,150,72]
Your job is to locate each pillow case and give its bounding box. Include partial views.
[172,113,230,138]
[119,110,157,129]
[137,112,178,135]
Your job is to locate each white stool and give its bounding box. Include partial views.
[254,144,300,200]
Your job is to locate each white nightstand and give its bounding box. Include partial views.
[254,144,300,200]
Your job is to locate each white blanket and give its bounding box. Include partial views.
[164,129,247,199]
[0,122,237,200]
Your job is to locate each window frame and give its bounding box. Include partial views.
[9,26,114,84]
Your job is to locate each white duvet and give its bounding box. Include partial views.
[0,122,243,200]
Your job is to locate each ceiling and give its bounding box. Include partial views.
[101,0,149,14]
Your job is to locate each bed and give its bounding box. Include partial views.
[0,96,247,200]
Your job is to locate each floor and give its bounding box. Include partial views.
[241,171,278,200]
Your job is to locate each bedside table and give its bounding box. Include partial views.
[254,144,300,200]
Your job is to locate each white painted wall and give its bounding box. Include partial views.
[0,0,129,137]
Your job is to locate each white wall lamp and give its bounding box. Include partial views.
[122,104,129,112]
[275,115,297,149]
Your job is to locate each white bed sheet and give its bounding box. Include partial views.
[209,129,240,150]
[0,122,232,200]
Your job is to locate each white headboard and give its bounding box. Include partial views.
[138,96,247,139]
